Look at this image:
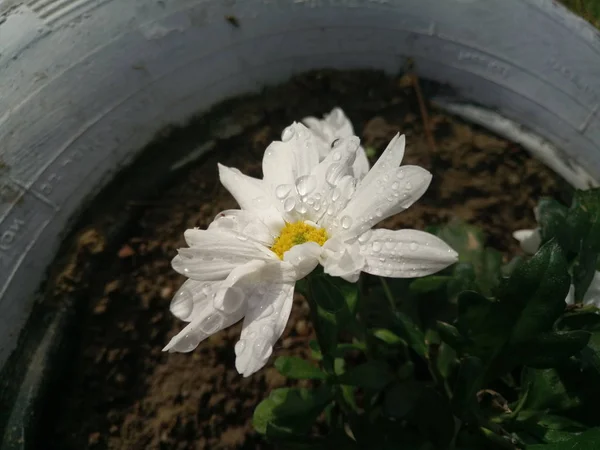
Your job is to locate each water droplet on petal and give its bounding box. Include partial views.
[405,182,412,190]
[341,215,353,229]
[358,229,372,243]
[276,184,292,199]
[258,304,274,318]
[392,182,399,190]
[281,126,295,142]
[410,242,418,251]
[200,313,224,334]
[397,170,405,179]
[254,339,272,359]
[376,207,383,218]
[326,163,342,186]
[296,202,308,214]
[313,202,321,212]
[236,234,248,241]
[284,197,296,212]
[327,205,335,216]
[261,325,275,339]
[170,288,193,320]
[214,287,245,313]
[332,151,342,161]
[234,339,246,356]
[295,175,317,196]
[331,187,341,202]
[372,241,382,252]
[174,333,202,352]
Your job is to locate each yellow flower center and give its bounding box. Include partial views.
[271,222,328,259]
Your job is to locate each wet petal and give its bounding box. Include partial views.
[352,146,370,180]
[355,133,405,192]
[320,237,365,282]
[235,282,295,377]
[360,229,458,278]
[283,241,321,280]
[339,165,431,238]
[170,279,219,322]
[208,209,275,247]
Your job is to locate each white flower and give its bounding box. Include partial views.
[302,107,370,180]
[164,122,458,377]
[513,229,600,307]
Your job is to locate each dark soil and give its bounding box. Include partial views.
[38,70,563,450]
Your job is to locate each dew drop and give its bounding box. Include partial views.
[326,163,342,186]
[376,207,383,218]
[405,182,412,190]
[341,215,353,230]
[396,170,405,179]
[372,241,382,252]
[170,288,194,320]
[295,175,317,196]
[331,187,341,202]
[236,234,248,241]
[258,304,275,318]
[358,229,372,243]
[214,287,245,313]
[281,126,295,142]
[261,325,275,339]
[283,197,296,212]
[234,339,246,356]
[327,204,335,215]
[410,242,418,251]
[200,313,224,334]
[391,182,399,190]
[379,257,386,262]
[276,184,292,199]
[173,333,201,352]
[307,197,315,206]
[314,193,322,201]
[296,202,308,214]
[253,339,272,359]
[332,151,342,161]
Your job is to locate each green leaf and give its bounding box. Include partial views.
[383,381,425,418]
[564,189,600,252]
[274,356,327,380]
[253,385,334,436]
[447,263,477,300]
[437,321,470,352]
[372,329,405,346]
[520,368,582,413]
[527,427,600,449]
[501,240,570,344]
[337,361,395,390]
[513,331,591,368]
[573,246,599,302]
[310,274,357,314]
[537,197,568,244]
[410,276,451,294]
[393,311,428,358]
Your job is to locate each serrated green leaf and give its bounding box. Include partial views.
[502,240,570,344]
[513,331,591,368]
[274,356,327,380]
[337,361,394,390]
[253,386,334,436]
[527,427,600,449]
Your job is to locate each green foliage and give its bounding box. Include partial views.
[253,190,600,450]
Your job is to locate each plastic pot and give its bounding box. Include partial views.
[1,0,600,447]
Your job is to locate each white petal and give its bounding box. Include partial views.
[283,242,321,280]
[164,261,271,353]
[583,272,600,308]
[235,281,295,377]
[170,279,219,322]
[262,141,297,190]
[208,210,275,247]
[565,284,575,306]
[301,116,336,153]
[218,164,284,232]
[172,230,276,280]
[285,122,322,177]
[319,237,365,282]
[513,229,542,255]
[324,107,355,138]
[339,165,432,238]
[355,133,405,192]
[352,147,370,180]
[360,229,458,278]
